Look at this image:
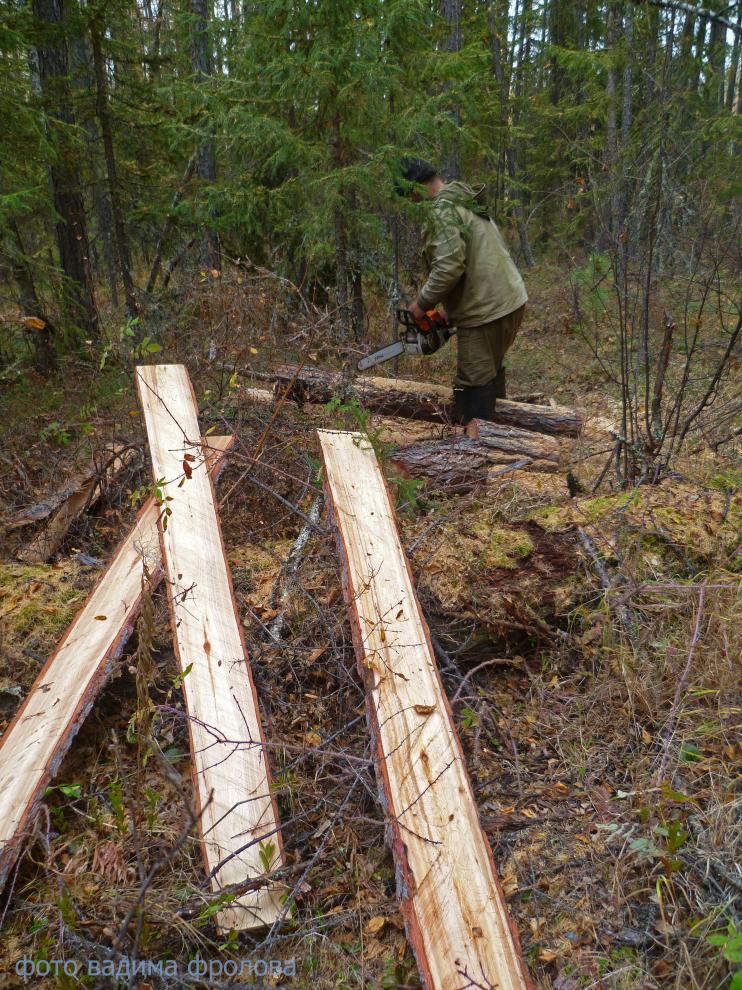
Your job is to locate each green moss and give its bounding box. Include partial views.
[483,527,535,569]
[0,562,55,589]
[531,491,638,532]
[12,600,74,639]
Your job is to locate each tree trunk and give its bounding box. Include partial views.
[726,9,742,111]
[272,365,585,436]
[332,109,351,340]
[90,18,138,319]
[351,269,364,342]
[190,0,220,271]
[145,153,197,293]
[32,0,98,338]
[488,4,534,267]
[440,0,462,179]
[8,220,57,375]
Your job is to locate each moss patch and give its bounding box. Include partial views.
[0,561,91,688]
[482,526,535,570]
[530,482,741,562]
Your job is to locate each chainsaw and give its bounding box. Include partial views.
[357,309,455,372]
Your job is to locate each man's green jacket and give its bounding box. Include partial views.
[415,181,527,328]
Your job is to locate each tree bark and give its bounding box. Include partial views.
[726,8,742,111]
[8,220,57,375]
[440,0,462,179]
[272,365,585,435]
[90,18,138,319]
[391,421,560,494]
[32,0,98,338]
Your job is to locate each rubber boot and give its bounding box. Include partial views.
[493,366,507,399]
[467,380,498,422]
[453,387,473,425]
[453,382,497,425]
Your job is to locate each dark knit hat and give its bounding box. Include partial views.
[399,156,437,184]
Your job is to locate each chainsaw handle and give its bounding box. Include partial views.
[396,308,449,333]
[396,308,417,328]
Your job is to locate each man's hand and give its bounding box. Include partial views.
[408,300,425,321]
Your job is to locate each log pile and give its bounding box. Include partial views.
[391,419,561,493]
[273,364,584,436]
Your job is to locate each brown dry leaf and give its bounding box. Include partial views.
[364,916,386,935]
[501,858,519,898]
[641,727,652,745]
[307,643,329,664]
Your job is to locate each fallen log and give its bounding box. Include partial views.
[319,428,531,990]
[137,364,284,932]
[390,419,560,493]
[0,437,233,894]
[12,444,138,564]
[273,364,584,436]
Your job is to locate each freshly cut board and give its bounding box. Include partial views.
[136,364,283,932]
[0,436,233,891]
[319,429,531,990]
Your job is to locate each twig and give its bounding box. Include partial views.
[268,493,324,642]
[577,526,637,647]
[656,583,707,786]
[450,658,523,705]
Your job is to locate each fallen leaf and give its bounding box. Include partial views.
[365,916,386,935]
[307,643,329,664]
[23,316,46,330]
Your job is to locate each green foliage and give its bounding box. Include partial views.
[258,839,277,874]
[706,920,742,986]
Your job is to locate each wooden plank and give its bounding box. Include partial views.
[319,429,531,990]
[0,437,233,892]
[136,365,284,932]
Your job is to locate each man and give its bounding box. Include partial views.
[400,157,528,424]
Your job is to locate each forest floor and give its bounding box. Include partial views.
[0,263,740,990]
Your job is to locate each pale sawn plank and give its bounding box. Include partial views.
[136,364,284,932]
[319,429,531,990]
[0,436,233,890]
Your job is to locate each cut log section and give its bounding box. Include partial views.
[11,444,138,563]
[392,419,560,493]
[275,364,583,436]
[136,364,284,932]
[319,429,531,990]
[0,437,233,892]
